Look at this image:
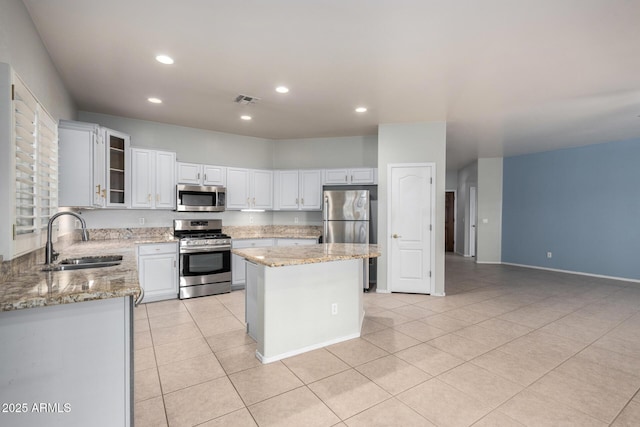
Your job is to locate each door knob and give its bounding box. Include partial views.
[393,234,402,239]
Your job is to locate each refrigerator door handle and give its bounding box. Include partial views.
[323,195,329,239]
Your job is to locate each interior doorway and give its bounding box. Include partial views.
[445,191,455,252]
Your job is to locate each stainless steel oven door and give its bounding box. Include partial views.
[179,246,231,286]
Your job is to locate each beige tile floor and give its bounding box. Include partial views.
[133,254,640,426]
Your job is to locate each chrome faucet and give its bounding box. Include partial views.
[45,212,90,265]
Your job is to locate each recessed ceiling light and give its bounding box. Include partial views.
[355,107,367,113]
[275,86,289,94]
[148,97,162,104]
[155,55,174,65]
[240,115,252,121]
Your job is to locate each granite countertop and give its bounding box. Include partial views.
[0,236,177,312]
[232,243,380,267]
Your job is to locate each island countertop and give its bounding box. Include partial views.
[0,236,177,312]
[232,243,380,267]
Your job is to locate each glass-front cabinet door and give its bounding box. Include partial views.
[104,128,130,207]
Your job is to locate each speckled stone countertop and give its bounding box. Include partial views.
[0,236,177,312]
[225,225,322,240]
[232,243,380,267]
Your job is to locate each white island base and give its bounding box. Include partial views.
[245,258,364,363]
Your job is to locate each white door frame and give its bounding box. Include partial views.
[445,189,457,254]
[387,162,436,294]
[469,185,477,257]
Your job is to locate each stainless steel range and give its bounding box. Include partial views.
[174,219,232,299]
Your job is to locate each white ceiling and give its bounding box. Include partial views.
[23,0,640,170]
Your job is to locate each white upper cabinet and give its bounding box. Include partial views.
[156,151,177,209]
[59,122,131,209]
[176,162,226,186]
[226,167,273,210]
[274,169,323,211]
[299,169,323,210]
[323,168,377,185]
[131,148,176,209]
[59,120,105,208]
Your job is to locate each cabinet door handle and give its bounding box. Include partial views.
[101,189,106,198]
[204,174,207,181]
[253,197,256,207]
[345,175,348,182]
[247,197,250,206]
[197,173,200,180]
[148,194,151,202]
[156,194,160,202]
[301,198,304,205]
[295,198,298,204]
[351,175,353,182]
[96,184,101,195]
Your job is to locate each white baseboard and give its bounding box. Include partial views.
[256,332,361,364]
[501,262,640,284]
[374,289,391,294]
[475,261,502,264]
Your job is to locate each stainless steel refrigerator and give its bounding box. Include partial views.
[323,186,377,290]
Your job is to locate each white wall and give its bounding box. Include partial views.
[377,122,447,295]
[456,161,478,256]
[272,135,377,169]
[445,169,458,190]
[0,0,75,260]
[0,0,75,121]
[78,112,274,169]
[476,157,503,263]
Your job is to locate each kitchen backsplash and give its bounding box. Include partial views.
[224,225,322,239]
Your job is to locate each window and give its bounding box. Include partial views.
[12,74,58,248]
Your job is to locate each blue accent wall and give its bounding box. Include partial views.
[502,139,640,280]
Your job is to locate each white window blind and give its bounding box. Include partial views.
[38,111,58,230]
[12,75,58,237]
[13,77,38,236]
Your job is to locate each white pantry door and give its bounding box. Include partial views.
[389,164,434,294]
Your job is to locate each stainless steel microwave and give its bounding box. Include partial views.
[175,185,226,212]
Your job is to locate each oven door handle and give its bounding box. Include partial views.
[180,245,231,254]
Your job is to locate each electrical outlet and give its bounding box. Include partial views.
[331,303,338,315]
[139,217,145,225]
[547,252,552,258]
[294,217,299,224]
[249,215,254,224]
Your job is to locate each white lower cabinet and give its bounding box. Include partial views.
[137,242,178,302]
[231,239,275,288]
[0,297,132,427]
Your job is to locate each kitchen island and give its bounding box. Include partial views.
[0,235,173,427]
[232,243,380,363]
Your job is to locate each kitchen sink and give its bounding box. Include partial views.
[42,255,123,271]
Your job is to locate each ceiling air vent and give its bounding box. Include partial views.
[234,94,261,105]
